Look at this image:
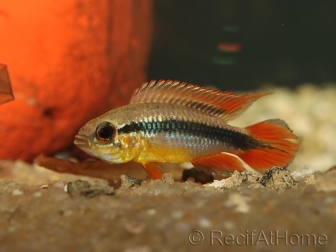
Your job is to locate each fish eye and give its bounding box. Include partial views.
[96,122,115,141]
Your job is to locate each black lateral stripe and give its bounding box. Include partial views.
[183,100,225,115]
[118,119,268,151]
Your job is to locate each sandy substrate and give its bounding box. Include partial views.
[0,167,335,251]
[0,84,336,251]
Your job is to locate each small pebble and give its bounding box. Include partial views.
[291,165,313,181]
[162,173,174,184]
[33,191,42,197]
[147,209,156,215]
[171,210,183,219]
[11,189,23,196]
[260,167,298,189]
[120,174,142,190]
[198,217,212,228]
[66,180,115,198]
[228,193,250,214]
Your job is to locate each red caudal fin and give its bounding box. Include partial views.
[191,119,299,175]
[236,119,299,171]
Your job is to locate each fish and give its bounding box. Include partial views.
[74,80,299,180]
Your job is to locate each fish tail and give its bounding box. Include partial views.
[236,119,299,170]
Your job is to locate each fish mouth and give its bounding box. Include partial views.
[74,135,90,147]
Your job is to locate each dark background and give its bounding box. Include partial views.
[147,0,336,91]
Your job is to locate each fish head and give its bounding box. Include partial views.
[74,110,141,164]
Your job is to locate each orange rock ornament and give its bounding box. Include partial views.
[0,0,153,161]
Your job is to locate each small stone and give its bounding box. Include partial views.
[162,173,174,184]
[40,184,49,189]
[63,210,74,217]
[171,210,183,219]
[33,191,42,197]
[66,180,115,198]
[207,171,262,190]
[52,181,67,189]
[120,174,142,190]
[260,167,298,189]
[12,189,23,196]
[198,217,212,228]
[304,173,316,185]
[227,193,250,214]
[291,165,314,181]
[147,208,156,215]
[0,180,24,193]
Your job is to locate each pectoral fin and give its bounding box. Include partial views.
[142,162,163,180]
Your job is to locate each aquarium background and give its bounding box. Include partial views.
[148,0,336,90]
[1,0,335,167]
[1,2,336,251]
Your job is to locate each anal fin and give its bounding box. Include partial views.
[142,162,163,180]
[191,152,260,175]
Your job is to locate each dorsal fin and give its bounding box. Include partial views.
[130,80,269,121]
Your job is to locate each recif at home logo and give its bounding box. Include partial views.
[188,230,328,246]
